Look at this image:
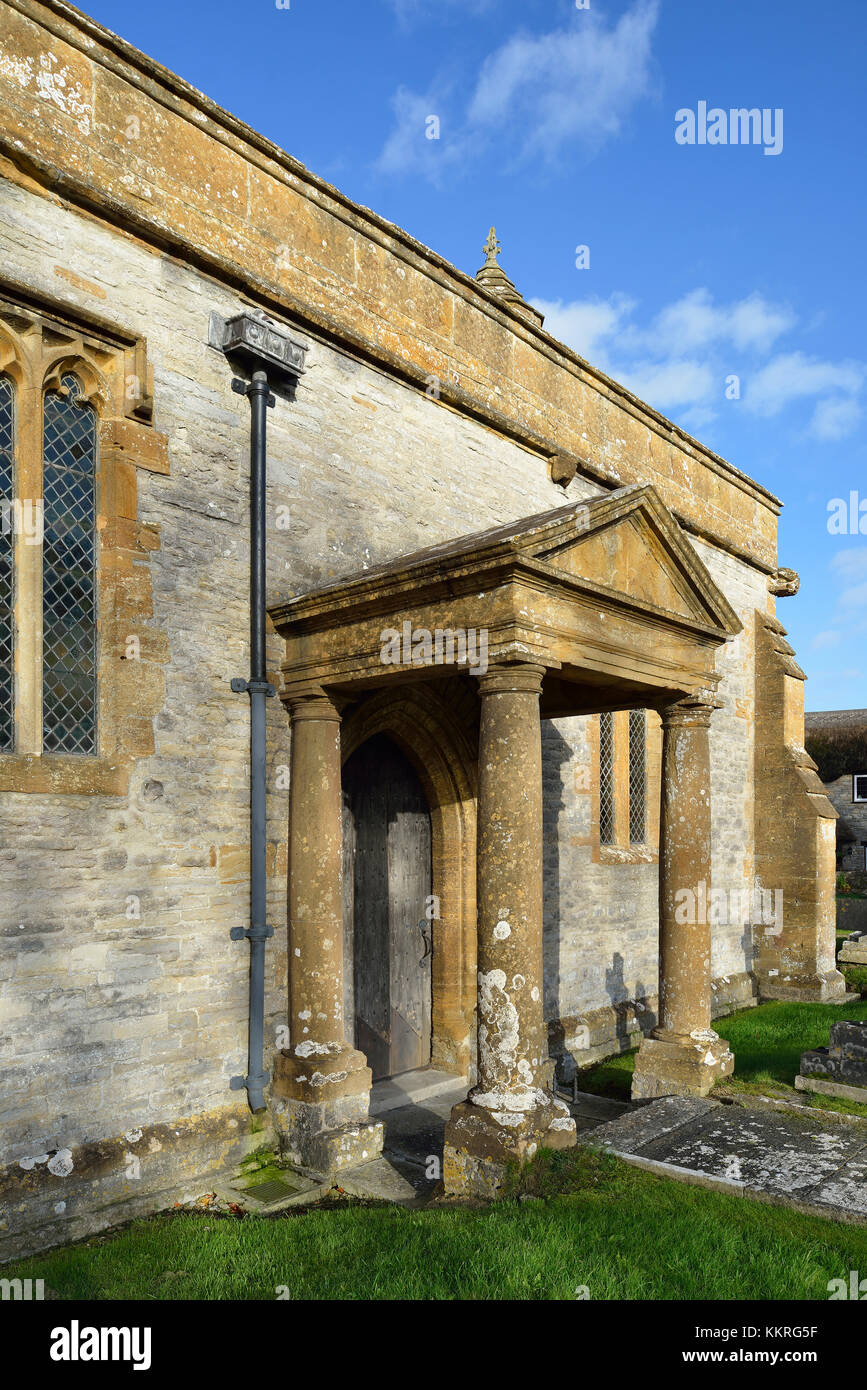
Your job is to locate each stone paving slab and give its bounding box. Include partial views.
[337,1157,426,1204]
[593,1096,867,1223]
[589,1095,715,1149]
[811,1152,867,1217]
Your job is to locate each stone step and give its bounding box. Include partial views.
[369,1068,467,1117]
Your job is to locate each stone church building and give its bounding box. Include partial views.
[0,0,845,1255]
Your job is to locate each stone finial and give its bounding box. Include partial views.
[474,227,544,328]
[482,226,502,268]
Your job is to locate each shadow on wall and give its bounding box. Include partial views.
[541,719,570,1021]
[605,951,651,1050]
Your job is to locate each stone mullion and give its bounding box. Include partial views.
[613,710,630,846]
[645,710,662,852]
[13,375,43,755]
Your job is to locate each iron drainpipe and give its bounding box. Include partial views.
[230,369,275,1112]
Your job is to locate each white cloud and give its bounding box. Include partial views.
[810,396,862,440]
[376,85,456,180]
[809,551,867,657]
[812,630,842,650]
[467,1,659,162]
[618,359,715,412]
[839,581,867,609]
[831,550,867,582]
[376,0,660,176]
[508,288,866,455]
[528,288,802,419]
[745,351,865,417]
[649,289,795,355]
[530,294,634,364]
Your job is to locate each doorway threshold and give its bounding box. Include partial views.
[369,1067,467,1117]
[336,1070,468,1205]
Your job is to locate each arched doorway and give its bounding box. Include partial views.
[342,734,433,1080]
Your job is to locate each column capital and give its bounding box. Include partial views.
[476,662,546,698]
[284,687,342,723]
[658,690,723,730]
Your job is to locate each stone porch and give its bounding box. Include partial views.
[266,484,756,1197]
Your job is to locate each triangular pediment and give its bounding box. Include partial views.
[518,485,742,636]
[543,514,697,618]
[270,484,741,642]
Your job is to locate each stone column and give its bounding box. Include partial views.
[270,688,383,1175]
[632,693,734,1100]
[444,663,575,1198]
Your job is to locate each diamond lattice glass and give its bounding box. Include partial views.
[42,375,97,754]
[628,710,647,844]
[599,711,615,845]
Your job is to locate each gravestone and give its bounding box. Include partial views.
[795,1019,867,1102]
[839,929,867,964]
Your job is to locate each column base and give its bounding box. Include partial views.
[755,966,850,1002]
[443,1093,577,1200]
[269,1046,384,1177]
[631,1032,733,1101]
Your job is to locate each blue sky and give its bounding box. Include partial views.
[82,0,866,710]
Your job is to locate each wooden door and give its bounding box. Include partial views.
[341,734,432,1080]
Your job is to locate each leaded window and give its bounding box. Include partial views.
[599,710,615,844]
[628,709,647,844]
[0,375,13,752]
[42,375,97,754]
[598,708,650,851]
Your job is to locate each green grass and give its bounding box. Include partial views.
[8,1148,867,1301]
[842,963,867,996]
[574,997,867,1117]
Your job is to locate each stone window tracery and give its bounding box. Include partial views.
[0,285,167,794]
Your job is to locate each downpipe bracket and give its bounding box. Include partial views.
[231,923,275,943]
[232,376,275,407]
[229,1071,270,1094]
[230,677,276,697]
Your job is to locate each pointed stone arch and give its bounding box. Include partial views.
[341,682,478,1076]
